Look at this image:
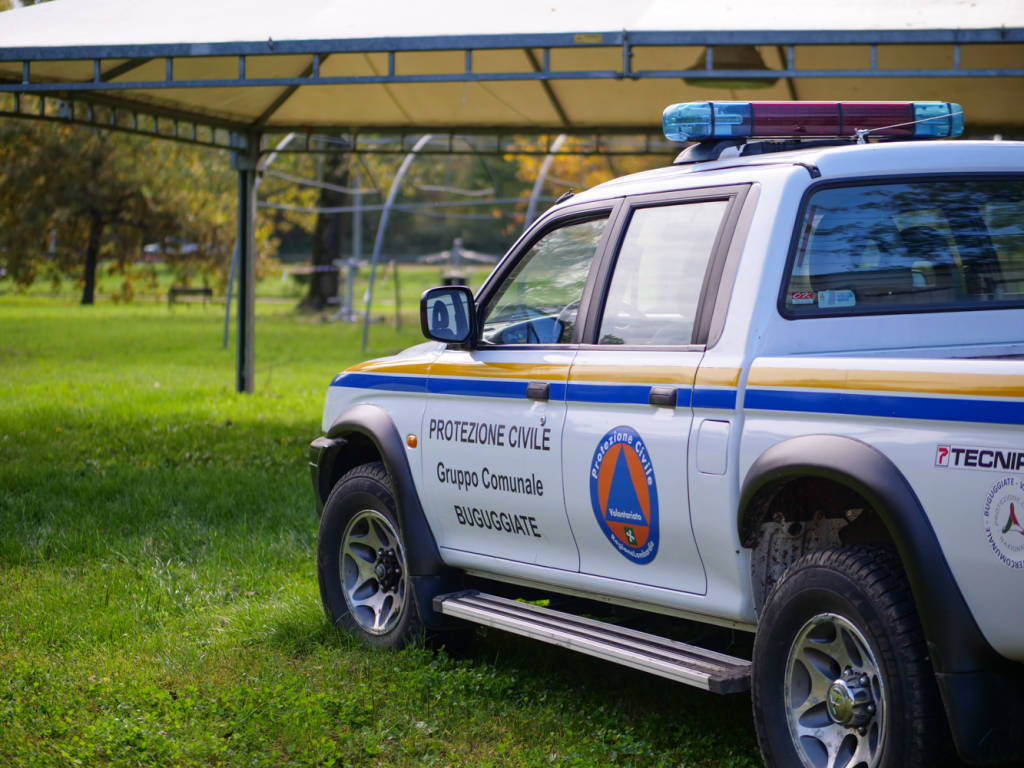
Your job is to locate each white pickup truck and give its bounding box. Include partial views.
[309,101,1024,768]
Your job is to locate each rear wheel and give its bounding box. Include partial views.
[316,461,423,649]
[752,546,947,768]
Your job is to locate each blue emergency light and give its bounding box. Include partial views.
[662,101,964,142]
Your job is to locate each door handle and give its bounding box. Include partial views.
[526,381,550,401]
[648,386,677,407]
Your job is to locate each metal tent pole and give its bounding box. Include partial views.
[232,134,259,393]
[225,132,296,351]
[362,133,433,351]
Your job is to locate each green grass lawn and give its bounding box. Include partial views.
[0,292,762,767]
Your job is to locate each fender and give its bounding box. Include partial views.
[739,434,1024,764]
[317,403,461,629]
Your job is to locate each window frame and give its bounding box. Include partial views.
[578,184,752,349]
[471,199,625,349]
[777,172,1024,321]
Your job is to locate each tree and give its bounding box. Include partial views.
[0,118,243,304]
[304,150,349,311]
[509,138,670,222]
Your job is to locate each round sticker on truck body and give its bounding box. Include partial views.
[589,425,659,564]
[984,477,1024,570]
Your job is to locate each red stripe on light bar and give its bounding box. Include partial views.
[750,101,917,138]
[751,102,838,136]
[841,103,915,137]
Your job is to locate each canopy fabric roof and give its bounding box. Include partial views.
[2,0,1023,136]
[5,0,1022,43]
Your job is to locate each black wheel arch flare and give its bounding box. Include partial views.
[739,433,1024,764]
[318,403,462,629]
[323,403,442,578]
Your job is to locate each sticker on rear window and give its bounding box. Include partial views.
[790,291,815,305]
[817,289,856,309]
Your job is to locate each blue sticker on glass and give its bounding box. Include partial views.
[589,425,659,564]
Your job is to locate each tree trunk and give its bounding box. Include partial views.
[301,153,349,311]
[81,210,103,305]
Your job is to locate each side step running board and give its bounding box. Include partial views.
[433,590,751,694]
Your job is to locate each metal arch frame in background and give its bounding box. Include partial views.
[3,28,1023,391]
[358,132,548,351]
[525,133,568,228]
[361,134,433,351]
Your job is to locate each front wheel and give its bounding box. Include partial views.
[752,546,947,768]
[316,461,423,649]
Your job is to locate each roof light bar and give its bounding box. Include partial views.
[662,101,964,143]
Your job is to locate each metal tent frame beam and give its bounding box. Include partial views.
[3,27,1023,59]
[0,93,248,151]
[4,31,1024,101]
[0,95,683,154]
[5,47,1024,97]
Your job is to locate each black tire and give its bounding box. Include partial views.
[316,461,424,649]
[752,546,948,768]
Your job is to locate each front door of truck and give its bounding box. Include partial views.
[420,208,618,571]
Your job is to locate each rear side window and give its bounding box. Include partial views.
[782,177,1024,316]
[598,199,729,345]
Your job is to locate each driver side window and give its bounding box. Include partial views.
[480,216,607,345]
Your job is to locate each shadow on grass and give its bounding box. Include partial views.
[462,626,760,762]
[0,409,315,565]
[2,385,762,765]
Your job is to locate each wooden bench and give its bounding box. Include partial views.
[168,286,213,307]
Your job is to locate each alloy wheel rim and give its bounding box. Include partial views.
[783,612,887,768]
[339,509,407,635]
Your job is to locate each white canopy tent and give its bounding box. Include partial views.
[2,0,1022,390]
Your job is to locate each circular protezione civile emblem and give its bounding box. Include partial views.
[983,477,1024,570]
[589,426,659,564]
